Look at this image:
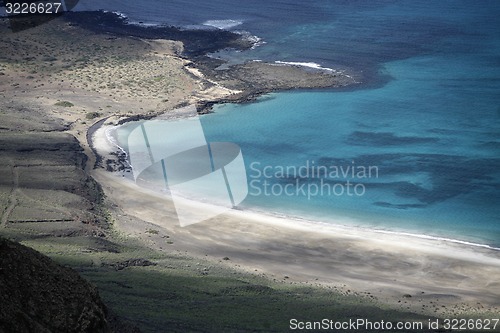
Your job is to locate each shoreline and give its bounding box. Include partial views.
[225,204,500,252]
[99,121,500,252]
[91,121,500,313]
[101,118,500,252]
[62,11,357,113]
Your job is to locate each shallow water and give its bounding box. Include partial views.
[103,1,500,247]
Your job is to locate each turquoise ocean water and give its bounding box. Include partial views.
[100,1,500,248]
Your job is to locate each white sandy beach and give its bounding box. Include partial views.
[92,123,500,315]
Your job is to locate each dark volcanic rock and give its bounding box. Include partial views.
[59,11,357,115]
[0,237,109,333]
[64,11,254,57]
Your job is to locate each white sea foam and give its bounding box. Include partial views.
[374,229,500,252]
[112,11,128,19]
[274,61,359,82]
[102,10,128,20]
[275,60,337,72]
[203,19,243,30]
[247,34,266,49]
[104,126,121,151]
[242,207,500,252]
[196,19,265,49]
[231,30,265,49]
[104,126,132,171]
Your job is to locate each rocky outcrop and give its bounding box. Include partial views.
[0,237,109,333]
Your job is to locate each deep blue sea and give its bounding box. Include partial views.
[87,1,500,248]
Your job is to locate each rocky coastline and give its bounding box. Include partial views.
[63,10,357,114]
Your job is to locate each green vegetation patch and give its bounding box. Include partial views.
[54,101,74,107]
[85,111,101,120]
[78,259,432,333]
[7,230,493,333]
[12,233,441,333]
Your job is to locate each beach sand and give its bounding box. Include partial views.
[92,123,500,316]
